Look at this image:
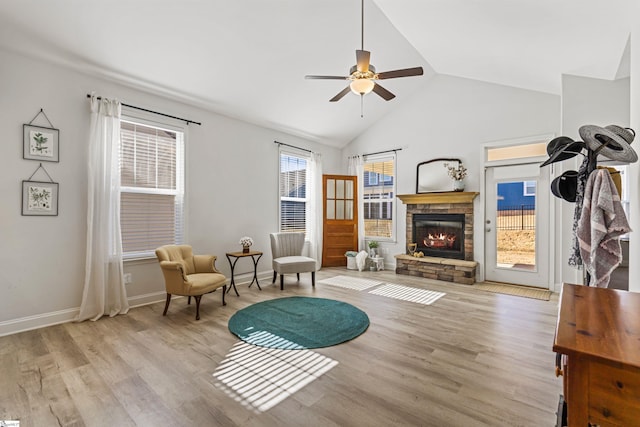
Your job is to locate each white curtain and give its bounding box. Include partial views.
[76,95,129,322]
[307,152,323,269]
[348,155,365,251]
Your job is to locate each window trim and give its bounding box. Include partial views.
[523,180,536,197]
[363,152,396,242]
[120,113,186,260]
[278,147,310,236]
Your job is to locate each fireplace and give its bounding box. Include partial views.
[413,213,465,260]
[396,193,478,285]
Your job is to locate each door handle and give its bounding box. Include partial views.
[486,228,491,232]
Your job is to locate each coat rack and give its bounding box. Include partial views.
[540,124,636,287]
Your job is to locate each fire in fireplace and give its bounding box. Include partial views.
[412,213,465,259]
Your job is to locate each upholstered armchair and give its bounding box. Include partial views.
[270,232,317,290]
[155,245,227,320]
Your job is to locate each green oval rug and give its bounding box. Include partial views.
[228,296,369,349]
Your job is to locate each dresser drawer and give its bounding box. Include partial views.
[588,360,640,426]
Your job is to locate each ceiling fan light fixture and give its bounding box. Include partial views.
[350,78,375,95]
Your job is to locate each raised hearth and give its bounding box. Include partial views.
[394,254,476,285]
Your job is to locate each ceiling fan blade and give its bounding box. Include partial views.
[305,75,349,80]
[356,50,370,73]
[372,83,395,101]
[329,86,352,102]
[377,67,424,80]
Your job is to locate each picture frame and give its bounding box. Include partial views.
[23,124,59,162]
[416,158,461,193]
[22,180,59,216]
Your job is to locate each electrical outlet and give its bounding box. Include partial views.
[124,273,133,284]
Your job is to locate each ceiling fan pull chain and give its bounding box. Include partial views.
[361,94,364,118]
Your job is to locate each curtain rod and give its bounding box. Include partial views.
[274,140,313,153]
[350,147,403,158]
[86,94,201,126]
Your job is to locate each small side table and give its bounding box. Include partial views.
[225,251,263,295]
[371,256,384,271]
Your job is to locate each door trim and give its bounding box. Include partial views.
[483,163,551,288]
[479,135,555,285]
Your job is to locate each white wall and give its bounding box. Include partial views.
[341,74,561,272]
[0,48,342,335]
[558,75,630,287]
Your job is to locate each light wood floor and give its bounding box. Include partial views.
[0,268,562,426]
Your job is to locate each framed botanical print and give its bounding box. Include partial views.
[23,124,60,162]
[22,180,59,216]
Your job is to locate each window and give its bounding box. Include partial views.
[523,181,536,196]
[120,119,185,258]
[363,154,395,240]
[279,150,309,234]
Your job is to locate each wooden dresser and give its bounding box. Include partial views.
[553,283,640,426]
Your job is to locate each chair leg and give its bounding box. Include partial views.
[312,271,315,287]
[194,295,202,320]
[222,285,227,306]
[272,271,277,283]
[280,274,284,290]
[163,294,172,316]
[188,296,191,305]
[297,273,300,281]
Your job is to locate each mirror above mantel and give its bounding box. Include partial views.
[416,158,461,193]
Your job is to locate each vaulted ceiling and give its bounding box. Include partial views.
[0,0,635,147]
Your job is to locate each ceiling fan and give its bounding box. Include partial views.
[305,0,424,107]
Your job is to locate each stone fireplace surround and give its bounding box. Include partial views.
[396,192,479,285]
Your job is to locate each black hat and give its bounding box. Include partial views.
[551,170,578,203]
[540,136,584,167]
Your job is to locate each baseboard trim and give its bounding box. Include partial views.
[0,291,168,337]
[127,291,167,308]
[0,307,79,337]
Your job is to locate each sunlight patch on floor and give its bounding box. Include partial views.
[369,283,446,305]
[317,275,383,290]
[213,340,338,412]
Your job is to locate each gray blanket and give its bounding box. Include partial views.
[577,169,631,287]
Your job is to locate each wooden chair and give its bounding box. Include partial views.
[270,232,317,290]
[155,245,227,320]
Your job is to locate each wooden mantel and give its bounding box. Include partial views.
[397,192,479,204]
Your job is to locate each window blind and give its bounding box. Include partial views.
[120,120,184,258]
[363,154,395,239]
[279,152,308,234]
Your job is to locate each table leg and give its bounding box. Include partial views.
[225,254,240,296]
[248,253,263,290]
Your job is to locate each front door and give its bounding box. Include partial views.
[485,163,550,288]
[322,175,358,267]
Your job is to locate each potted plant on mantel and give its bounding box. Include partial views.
[444,162,468,192]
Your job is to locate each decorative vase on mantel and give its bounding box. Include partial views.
[453,179,465,192]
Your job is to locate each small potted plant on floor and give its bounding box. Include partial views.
[368,240,379,257]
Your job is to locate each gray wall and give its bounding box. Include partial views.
[342,73,561,276]
[0,48,342,335]
[558,75,630,287]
